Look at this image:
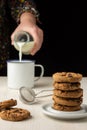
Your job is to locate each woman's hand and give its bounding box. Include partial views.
[11,12,43,55]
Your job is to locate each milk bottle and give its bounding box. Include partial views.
[13,31,34,61]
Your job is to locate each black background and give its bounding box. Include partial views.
[11,0,86,76]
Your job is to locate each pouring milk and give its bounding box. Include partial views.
[13,31,34,61]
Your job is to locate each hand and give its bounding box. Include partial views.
[11,12,43,55]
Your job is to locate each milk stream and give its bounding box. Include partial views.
[17,42,25,62]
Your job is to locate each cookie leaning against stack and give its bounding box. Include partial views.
[52,72,83,111]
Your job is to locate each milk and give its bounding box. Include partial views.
[13,31,34,61]
[17,42,25,61]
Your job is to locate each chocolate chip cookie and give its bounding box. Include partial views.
[53,82,81,91]
[53,88,83,98]
[52,103,81,111]
[0,99,17,110]
[52,72,82,83]
[52,95,83,106]
[0,108,31,121]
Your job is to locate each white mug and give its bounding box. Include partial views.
[7,60,44,89]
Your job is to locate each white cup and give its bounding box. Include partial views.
[7,60,44,89]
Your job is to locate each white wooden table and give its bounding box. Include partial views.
[0,77,87,130]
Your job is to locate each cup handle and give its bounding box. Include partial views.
[34,64,44,81]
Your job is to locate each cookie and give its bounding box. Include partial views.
[0,108,31,121]
[52,72,83,83]
[0,99,17,110]
[52,103,81,111]
[53,88,83,98]
[52,95,83,106]
[53,82,81,91]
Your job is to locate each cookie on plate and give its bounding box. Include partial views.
[53,82,81,91]
[53,88,83,98]
[0,99,17,110]
[0,108,31,121]
[52,95,83,106]
[52,103,81,111]
[52,72,83,83]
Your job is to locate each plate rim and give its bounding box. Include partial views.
[42,103,87,119]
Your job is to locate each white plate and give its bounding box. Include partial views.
[42,103,87,120]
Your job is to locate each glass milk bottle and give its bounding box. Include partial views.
[13,31,34,61]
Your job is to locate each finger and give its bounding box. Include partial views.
[30,39,43,55]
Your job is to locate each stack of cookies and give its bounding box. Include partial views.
[52,72,83,111]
